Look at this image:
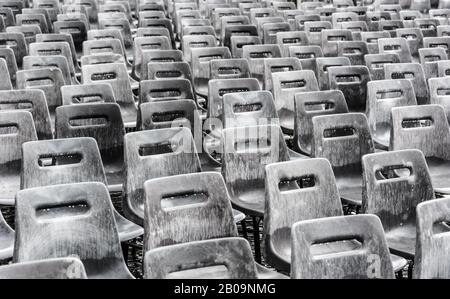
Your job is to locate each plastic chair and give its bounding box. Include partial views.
[6,25,41,47]
[15,182,134,279]
[182,35,216,64]
[291,214,395,279]
[210,58,250,80]
[321,29,353,57]
[21,137,143,242]
[242,44,282,86]
[419,47,448,79]
[304,21,332,46]
[123,127,201,226]
[366,79,417,150]
[328,65,371,112]
[0,33,27,67]
[263,57,302,93]
[0,257,87,279]
[272,70,319,133]
[395,28,424,59]
[364,53,400,81]
[362,149,435,260]
[294,90,349,156]
[312,113,374,207]
[230,35,261,58]
[390,104,450,194]
[139,49,184,80]
[361,31,391,54]
[0,89,52,140]
[378,37,412,63]
[139,78,196,105]
[23,55,73,85]
[82,63,137,128]
[276,31,309,57]
[0,48,18,85]
[61,83,116,106]
[414,197,450,278]
[55,103,125,193]
[336,41,369,66]
[384,63,429,105]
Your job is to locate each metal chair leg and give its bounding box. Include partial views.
[252,216,262,264]
[240,218,248,239]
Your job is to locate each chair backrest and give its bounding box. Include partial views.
[242,44,282,79]
[14,182,133,278]
[264,158,343,269]
[276,31,309,57]
[82,38,124,56]
[328,65,371,112]
[384,63,428,105]
[263,22,290,44]
[210,58,250,80]
[360,31,391,54]
[222,90,279,129]
[395,28,424,58]
[390,104,450,159]
[288,45,323,75]
[364,53,400,81]
[16,68,65,112]
[414,197,450,279]
[294,90,349,156]
[0,90,52,140]
[81,54,126,68]
[0,32,27,67]
[182,34,216,64]
[23,55,72,85]
[419,47,448,79]
[362,149,435,232]
[423,37,450,57]
[61,83,116,105]
[143,172,237,252]
[0,58,12,90]
[312,112,374,168]
[16,13,48,33]
[147,61,193,83]
[144,238,258,279]
[429,76,450,125]
[6,25,42,46]
[414,18,439,37]
[53,20,88,49]
[28,41,76,78]
[316,56,350,90]
[222,124,290,198]
[0,48,18,84]
[139,78,195,104]
[230,35,261,58]
[21,137,107,189]
[140,50,184,79]
[98,17,132,48]
[133,36,172,79]
[208,78,260,120]
[336,41,368,66]
[55,103,124,157]
[321,29,353,57]
[35,33,78,70]
[291,214,395,279]
[124,127,201,223]
[304,21,332,46]
[191,47,231,83]
[366,79,417,142]
[0,257,87,279]
[378,37,412,63]
[263,57,302,92]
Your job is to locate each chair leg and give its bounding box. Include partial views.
[408,262,414,279]
[241,218,248,239]
[252,216,262,264]
[121,243,129,262]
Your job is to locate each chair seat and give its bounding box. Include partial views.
[391,254,408,273]
[255,263,289,279]
[279,112,294,134]
[288,148,309,160]
[114,210,144,242]
[373,127,390,151]
[232,210,246,223]
[230,188,265,217]
[426,157,450,193]
[386,225,416,259]
[0,163,20,206]
[194,78,208,99]
[335,170,363,206]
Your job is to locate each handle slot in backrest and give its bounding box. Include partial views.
[311,236,363,257]
[25,77,55,87]
[188,41,208,48]
[295,52,315,59]
[400,33,417,40]
[280,79,306,89]
[424,55,441,62]
[198,54,223,62]
[58,27,82,34]
[0,40,18,47]
[391,72,415,79]
[151,57,175,62]
[382,24,399,30]
[278,174,316,192]
[371,60,392,69]
[401,117,434,128]
[304,101,335,111]
[342,47,362,54]
[218,87,250,96]
[430,43,448,49]
[375,165,412,180]
[151,111,186,123]
[309,26,326,32]
[437,88,450,96]
[38,152,83,167]
[0,124,18,135]
[69,116,108,127]
[249,51,273,58]
[218,67,242,75]
[149,89,182,98]
[234,138,271,152]
[419,24,435,29]
[155,70,182,78]
[282,37,301,44]
[323,126,356,138]
[376,89,403,99]
[37,49,62,55]
[140,43,162,50]
[335,74,361,83]
[71,94,105,104]
[233,103,263,113]
[160,190,209,210]
[91,72,117,81]
[139,141,176,156]
[383,44,402,51]
[0,101,33,110]
[35,200,90,220]
[327,35,347,41]
[236,42,255,48]
[271,65,293,72]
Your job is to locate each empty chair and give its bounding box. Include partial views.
[35,33,79,71]
[0,33,27,67]
[230,36,261,58]
[223,25,258,49]
[139,79,196,105]
[414,197,450,279]
[272,70,319,133]
[242,44,282,86]
[423,37,450,57]
[336,41,368,66]
[53,20,88,51]
[146,61,193,83]
[390,105,450,194]
[429,76,450,125]
[191,47,231,99]
[0,48,18,84]
[291,214,395,279]
[16,68,65,119]
[294,90,349,156]
[362,149,436,260]
[419,47,448,79]
[139,49,184,80]
[145,238,258,279]
[0,90,52,140]
[384,63,429,105]
[378,38,412,63]
[262,22,290,44]
[0,257,87,279]
[321,29,353,57]
[328,66,371,112]
[210,59,251,80]
[414,18,439,37]
[340,21,368,40]
[276,31,309,57]
[82,38,125,57]
[437,60,450,77]
[288,45,324,76]
[364,53,401,81]
[263,57,302,93]
[316,57,351,90]
[396,28,424,59]
[312,113,374,206]
[15,182,134,279]
[23,55,74,85]
[124,127,201,226]
[55,103,125,193]
[222,124,290,217]
[304,21,332,46]
[366,80,417,150]
[0,111,38,206]
[182,35,216,64]
[21,137,143,242]
[0,59,12,90]
[361,31,391,54]
[143,171,286,279]
[82,63,137,128]
[132,36,172,80]
[264,158,344,272]
[61,83,116,106]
